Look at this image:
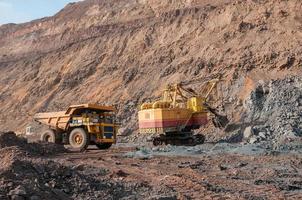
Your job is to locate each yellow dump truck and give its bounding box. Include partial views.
[34,104,118,151]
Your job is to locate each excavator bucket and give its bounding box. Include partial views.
[212,114,229,129]
[203,103,229,129]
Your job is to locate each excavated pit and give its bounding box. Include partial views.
[0,0,302,199]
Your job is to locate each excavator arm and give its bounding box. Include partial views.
[159,74,229,129]
[179,75,229,129]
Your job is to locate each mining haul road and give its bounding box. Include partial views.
[52,144,302,199]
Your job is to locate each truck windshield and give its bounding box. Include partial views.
[99,114,114,124]
[104,115,113,123]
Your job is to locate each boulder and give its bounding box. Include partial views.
[9,186,27,200]
[249,136,258,144]
[243,126,254,139]
[258,132,266,139]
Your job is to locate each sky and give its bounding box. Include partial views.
[0,0,81,25]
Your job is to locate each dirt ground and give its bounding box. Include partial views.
[1,132,302,199]
[54,144,302,199]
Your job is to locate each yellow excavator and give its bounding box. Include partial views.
[138,75,228,146]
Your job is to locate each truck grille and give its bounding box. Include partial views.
[104,126,114,132]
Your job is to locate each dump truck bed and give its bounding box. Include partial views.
[34,104,115,130]
[34,111,71,130]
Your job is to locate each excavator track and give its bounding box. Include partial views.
[152,132,205,146]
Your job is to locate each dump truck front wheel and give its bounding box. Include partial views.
[96,143,112,150]
[69,128,89,151]
[41,129,56,143]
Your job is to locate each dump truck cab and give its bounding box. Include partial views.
[34,104,119,151]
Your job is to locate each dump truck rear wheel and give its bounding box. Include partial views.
[69,128,89,151]
[41,129,56,143]
[96,143,112,150]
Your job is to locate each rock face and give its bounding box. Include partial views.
[244,76,302,145]
[0,0,301,134]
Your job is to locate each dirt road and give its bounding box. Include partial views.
[53,144,302,199]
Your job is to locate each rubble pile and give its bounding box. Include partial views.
[0,131,27,148]
[243,76,302,145]
[0,132,66,156]
[0,132,173,199]
[0,154,133,200]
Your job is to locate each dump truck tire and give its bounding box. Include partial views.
[40,129,56,143]
[96,143,112,150]
[69,128,89,151]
